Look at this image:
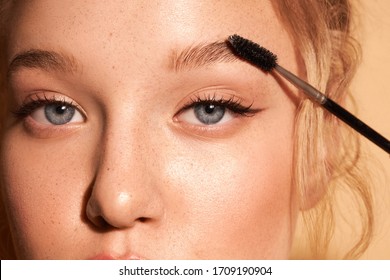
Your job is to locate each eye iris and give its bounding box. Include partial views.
[44,104,76,125]
[194,103,225,124]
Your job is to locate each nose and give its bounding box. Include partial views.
[86,125,164,229]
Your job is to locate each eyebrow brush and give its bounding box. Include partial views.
[227,34,390,154]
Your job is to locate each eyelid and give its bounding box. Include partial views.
[175,88,257,113]
[12,92,86,139]
[179,96,258,117]
[13,92,86,120]
[175,89,260,120]
[173,93,262,139]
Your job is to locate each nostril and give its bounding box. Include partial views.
[137,217,148,223]
[92,215,111,230]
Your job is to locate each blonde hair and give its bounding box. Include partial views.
[0,0,373,259]
[272,0,373,258]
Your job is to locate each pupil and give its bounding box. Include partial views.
[205,104,215,114]
[56,105,67,114]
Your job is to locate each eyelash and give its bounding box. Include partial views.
[178,94,260,116]
[13,94,78,119]
[12,94,259,121]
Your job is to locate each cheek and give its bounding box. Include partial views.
[161,124,295,258]
[0,128,93,258]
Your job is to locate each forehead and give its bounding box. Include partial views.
[6,0,296,76]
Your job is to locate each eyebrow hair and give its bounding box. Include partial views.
[8,42,237,77]
[170,41,239,71]
[7,49,79,78]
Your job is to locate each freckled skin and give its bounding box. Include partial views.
[0,0,301,259]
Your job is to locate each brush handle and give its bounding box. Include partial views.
[323,98,390,153]
[274,65,390,154]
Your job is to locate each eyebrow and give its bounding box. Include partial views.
[7,49,79,78]
[7,42,238,77]
[170,41,239,71]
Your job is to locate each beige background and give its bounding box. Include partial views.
[350,0,390,259]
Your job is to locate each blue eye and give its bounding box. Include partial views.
[31,101,84,125]
[14,97,85,126]
[176,96,260,126]
[193,103,226,125]
[44,104,76,125]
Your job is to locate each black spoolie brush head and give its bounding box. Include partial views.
[227,34,277,72]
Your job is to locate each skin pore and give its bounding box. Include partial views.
[0,0,303,259]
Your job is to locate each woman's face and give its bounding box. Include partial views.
[0,0,301,259]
